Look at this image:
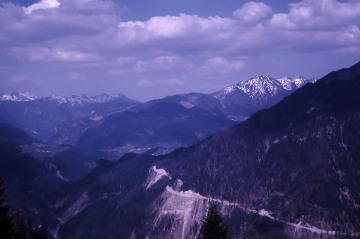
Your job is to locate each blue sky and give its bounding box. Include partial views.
[1,0,359,101]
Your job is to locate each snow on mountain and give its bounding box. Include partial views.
[90,93,128,103]
[0,92,38,101]
[213,75,316,101]
[0,92,131,106]
[222,85,238,94]
[49,93,130,106]
[238,75,281,98]
[275,77,294,90]
[277,76,316,89]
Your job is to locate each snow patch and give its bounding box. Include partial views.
[0,92,38,101]
[213,85,237,100]
[49,93,127,106]
[276,77,294,90]
[223,85,237,94]
[50,95,67,104]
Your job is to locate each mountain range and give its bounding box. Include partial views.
[3,65,358,239]
[46,62,360,239]
[0,76,315,180]
[0,75,314,152]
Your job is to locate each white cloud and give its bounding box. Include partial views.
[116,14,235,45]
[23,0,60,15]
[233,1,272,23]
[11,47,98,63]
[199,57,245,75]
[1,0,360,97]
[270,0,360,30]
[4,0,358,68]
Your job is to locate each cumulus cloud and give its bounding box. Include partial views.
[3,0,359,67]
[1,0,360,100]
[115,14,235,51]
[24,0,60,15]
[270,0,360,29]
[233,1,272,23]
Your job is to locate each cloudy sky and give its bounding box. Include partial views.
[1,0,359,101]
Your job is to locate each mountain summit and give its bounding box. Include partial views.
[212,75,316,120]
[0,92,38,101]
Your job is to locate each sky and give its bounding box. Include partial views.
[0,0,359,101]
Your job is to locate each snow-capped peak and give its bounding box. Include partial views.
[237,75,280,98]
[276,77,294,90]
[0,92,38,101]
[49,93,128,106]
[89,93,128,103]
[49,95,68,104]
[213,75,316,101]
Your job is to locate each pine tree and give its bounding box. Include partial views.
[200,199,228,239]
[0,178,16,239]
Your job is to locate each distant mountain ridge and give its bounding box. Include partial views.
[0,92,133,104]
[0,92,38,101]
[1,75,315,105]
[0,92,139,142]
[47,93,133,106]
[72,75,315,157]
[0,75,316,167]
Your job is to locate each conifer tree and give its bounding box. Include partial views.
[200,199,228,239]
[0,178,16,239]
